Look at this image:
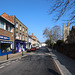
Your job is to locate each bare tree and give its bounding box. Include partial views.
[43,25,61,43]
[49,0,75,24]
[52,25,61,41]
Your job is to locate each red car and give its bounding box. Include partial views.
[31,47,36,51]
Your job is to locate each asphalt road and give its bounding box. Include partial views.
[0,47,61,75]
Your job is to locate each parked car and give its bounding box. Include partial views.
[36,46,39,50]
[31,47,36,51]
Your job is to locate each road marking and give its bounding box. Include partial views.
[0,66,5,69]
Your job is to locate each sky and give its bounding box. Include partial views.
[0,0,74,42]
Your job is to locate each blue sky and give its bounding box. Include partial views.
[0,0,73,42]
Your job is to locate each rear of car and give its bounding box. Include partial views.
[36,46,39,50]
[31,47,36,51]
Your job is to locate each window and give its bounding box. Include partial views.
[0,20,4,29]
[22,35,24,40]
[10,26,12,32]
[16,32,18,37]
[22,27,24,32]
[20,33,21,40]
[20,25,21,30]
[6,25,9,31]
[26,29,27,33]
[16,23,18,28]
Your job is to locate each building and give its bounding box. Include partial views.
[63,22,70,42]
[0,16,14,56]
[41,42,47,47]
[67,26,75,44]
[30,33,39,47]
[1,13,28,52]
[26,35,32,50]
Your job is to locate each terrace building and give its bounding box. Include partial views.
[0,16,14,56]
[1,13,28,52]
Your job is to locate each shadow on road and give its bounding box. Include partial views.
[48,68,61,75]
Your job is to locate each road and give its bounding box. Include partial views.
[0,47,61,75]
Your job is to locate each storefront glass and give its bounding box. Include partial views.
[1,43,12,53]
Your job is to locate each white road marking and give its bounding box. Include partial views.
[0,66,5,69]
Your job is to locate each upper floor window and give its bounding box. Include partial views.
[20,33,21,40]
[16,32,18,37]
[26,29,27,33]
[20,25,21,30]
[16,23,18,28]
[0,20,4,29]
[22,35,24,40]
[6,25,8,31]
[22,27,24,32]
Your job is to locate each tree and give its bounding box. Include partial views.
[43,25,61,43]
[45,39,51,46]
[49,0,75,24]
[43,27,53,43]
[52,25,61,42]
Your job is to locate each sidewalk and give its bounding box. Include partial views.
[0,51,27,63]
[48,48,75,75]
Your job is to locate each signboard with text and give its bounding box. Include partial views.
[0,35,9,40]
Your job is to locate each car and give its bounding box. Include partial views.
[31,47,36,51]
[36,46,39,50]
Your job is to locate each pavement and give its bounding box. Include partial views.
[0,51,27,63]
[48,48,75,75]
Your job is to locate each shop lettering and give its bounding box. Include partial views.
[0,35,9,40]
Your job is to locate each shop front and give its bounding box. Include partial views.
[26,42,31,50]
[15,40,26,53]
[0,41,13,56]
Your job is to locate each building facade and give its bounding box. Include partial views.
[1,13,28,52]
[0,16,14,56]
[30,33,39,47]
[67,26,75,44]
[63,22,70,42]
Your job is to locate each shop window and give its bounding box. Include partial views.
[1,43,12,53]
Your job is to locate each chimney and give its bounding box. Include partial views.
[32,33,33,36]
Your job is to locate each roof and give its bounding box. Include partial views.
[0,16,14,26]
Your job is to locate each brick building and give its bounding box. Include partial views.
[0,16,14,56]
[1,13,28,52]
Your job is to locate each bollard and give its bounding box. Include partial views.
[7,51,8,60]
[22,50,23,56]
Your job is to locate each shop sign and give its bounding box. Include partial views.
[0,41,12,44]
[0,35,9,40]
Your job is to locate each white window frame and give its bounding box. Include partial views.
[20,33,21,40]
[16,23,18,28]
[22,27,24,32]
[0,20,4,29]
[20,25,21,30]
